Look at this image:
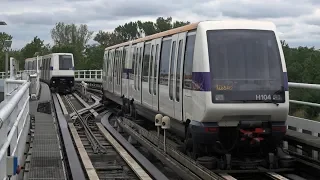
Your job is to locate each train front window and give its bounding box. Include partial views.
[59,55,73,70]
[207,29,285,103]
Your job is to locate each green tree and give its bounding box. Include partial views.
[93,16,190,47]
[51,22,94,51]
[21,36,50,58]
[82,44,104,69]
[0,32,13,52]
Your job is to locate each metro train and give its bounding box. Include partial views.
[24,53,75,93]
[101,20,290,168]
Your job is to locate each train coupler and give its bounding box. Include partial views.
[240,128,266,145]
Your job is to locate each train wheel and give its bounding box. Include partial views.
[191,141,200,160]
[183,129,197,158]
[129,103,137,121]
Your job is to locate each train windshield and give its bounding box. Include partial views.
[207,29,285,103]
[59,55,73,70]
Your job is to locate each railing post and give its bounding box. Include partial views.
[312,132,318,159]
[29,73,39,100]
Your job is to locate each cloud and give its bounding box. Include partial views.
[0,0,320,50]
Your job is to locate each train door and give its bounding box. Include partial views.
[132,46,138,100]
[45,58,48,81]
[114,47,123,96]
[48,57,52,84]
[107,49,115,93]
[119,47,125,96]
[103,51,109,91]
[42,59,45,80]
[113,49,118,94]
[39,57,43,79]
[142,42,152,108]
[121,47,128,97]
[174,32,187,121]
[133,42,144,103]
[151,38,162,111]
[168,34,178,118]
[129,45,136,100]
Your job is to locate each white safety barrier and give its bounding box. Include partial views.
[0,80,30,180]
[74,70,102,83]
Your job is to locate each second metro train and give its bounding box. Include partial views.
[101,20,290,168]
[24,53,75,93]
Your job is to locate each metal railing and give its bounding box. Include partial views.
[75,70,102,83]
[0,80,30,179]
[285,82,320,159]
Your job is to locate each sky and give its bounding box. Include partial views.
[1,0,320,50]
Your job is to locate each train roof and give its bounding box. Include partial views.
[24,53,73,61]
[105,22,199,50]
[104,20,276,51]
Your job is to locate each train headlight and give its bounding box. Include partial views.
[215,94,224,101]
[53,80,55,83]
[272,94,281,101]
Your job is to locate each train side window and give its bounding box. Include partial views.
[123,48,127,79]
[169,41,176,100]
[159,39,172,86]
[105,51,109,78]
[142,43,151,83]
[119,50,121,84]
[118,50,120,83]
[176,39,183,102]
[116,50,119,85]
[114,50,118,78]
[103,52,108,81]
[113,51,116,78]
[138,47,142,90]
[108,51,112,77]
[149,45,154,94]
[134,47,138,90]
[153,44,159,95]
[111,51,114,79]
[119,50,123,84]
[131,46,136,81]
[38,59,40,70]
[183,34,196,90]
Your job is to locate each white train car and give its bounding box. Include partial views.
[25,53,75,93]
[42,53,75,93]
[101,20,289,168]
[24,57,37,74]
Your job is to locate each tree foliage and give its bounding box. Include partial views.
[1,16,320,119]
[93,16,190,47]
[51,22,94,51]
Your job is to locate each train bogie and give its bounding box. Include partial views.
[101,20,291,168]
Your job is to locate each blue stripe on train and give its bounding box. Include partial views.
[119,69,289,92]
[192,72,211,91]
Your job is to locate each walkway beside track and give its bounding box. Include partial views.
[26,83,67,180]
